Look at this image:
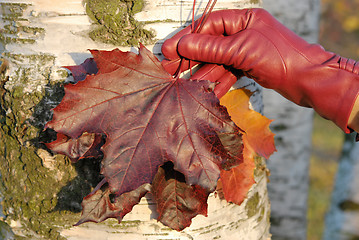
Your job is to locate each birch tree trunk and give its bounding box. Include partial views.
[261,0,320,239]
[0,1,271,239]
[323,135,359,240]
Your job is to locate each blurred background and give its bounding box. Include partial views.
[308,0,359,239]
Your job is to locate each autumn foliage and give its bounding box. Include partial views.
[45,45,275,231]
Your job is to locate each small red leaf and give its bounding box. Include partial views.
[152,162,209,231]
[75,183,150,226]
[217,130,244,170]
[45,132,104,162]
[64,58,98,83]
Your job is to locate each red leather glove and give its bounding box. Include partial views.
[161,8,359,133]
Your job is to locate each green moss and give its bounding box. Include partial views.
[249,0,261,4]
[143,233,170,236]
[257,206,265,223]
[21,26,45,35]
[11,85,24,98]
[2,24,44,37]
[0,89,76,238]
[192,223,218,232]
[0,36,36,45]
[0,53,103,239]
[0,2,28,20]
[84,0,155,46]
[131,0,144,14]
[0,2,42,46]
[57,69,69,79]
[160,227,173,231]
[254,156,268,178]
[245,192,260,218]
[199,224,225,235]
[117,220,142,229]
[144,19,175,24]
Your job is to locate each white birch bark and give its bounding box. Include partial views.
[261,0,321,239]
[0,0,271,239]
[323,135,359,240]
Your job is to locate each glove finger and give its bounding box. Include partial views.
[161,58,201,76]
[162,27,193,61]
[189,64,227,82]
[213,70,242,99]
[189,64,242,98]
[162,9,251,61]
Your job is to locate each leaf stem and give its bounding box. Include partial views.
[173,0,217,79]
[89,178,107,196]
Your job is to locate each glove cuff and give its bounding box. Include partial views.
[334,56,359,133]
[335,83,359,133]
[273,55,359,133]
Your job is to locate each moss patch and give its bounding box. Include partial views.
[0,3,44,46]
[245,192,260,218]
[85,0,155,46]
[0,54,102,239]
[249,0,261,4]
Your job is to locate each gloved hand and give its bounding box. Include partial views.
[161,8,359,133]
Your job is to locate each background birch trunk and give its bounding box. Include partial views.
[323,135,359,240]
[0,0,271,239]
[262,0,320,239]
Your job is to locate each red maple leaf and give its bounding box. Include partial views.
[46,44,242,198]
[64,57,98,83]
[151,162,209,231]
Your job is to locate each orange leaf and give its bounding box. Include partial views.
[218,88,275,205]
[220,89,276,159]
[219,135,256,205]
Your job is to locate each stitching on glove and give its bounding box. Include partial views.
[339,57,359,75]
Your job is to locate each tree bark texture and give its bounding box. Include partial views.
[0,1,271,239]
[261,0,320,239]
